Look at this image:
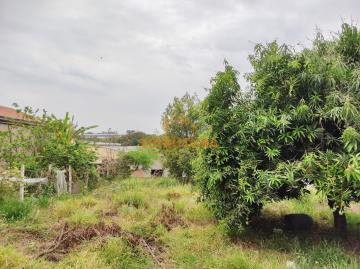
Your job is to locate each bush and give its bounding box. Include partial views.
[0,198,32,222]
[126,149,159,170]
[117,149,159,179]
[163,147,196,183]
[117,153,134,179]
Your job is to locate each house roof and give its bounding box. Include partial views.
[0,106,24,120]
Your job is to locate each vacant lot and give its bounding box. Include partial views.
[0,177,359,269]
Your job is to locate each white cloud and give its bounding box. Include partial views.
[0,0,359,133]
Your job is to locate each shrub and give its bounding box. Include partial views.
[126,148,159,170]
[117,149,159,179]
[0,198,32,222]
[163,147,196,183]
[117,153,134,179]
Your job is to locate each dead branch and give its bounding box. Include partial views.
[35,222,164,268]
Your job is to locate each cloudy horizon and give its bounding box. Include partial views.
[1,0,359,134]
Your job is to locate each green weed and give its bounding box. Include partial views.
[100,238,154,269]
[296,241,360,269]
[67,209,99,227]
[0,198,32,222]
[36,195,50,208]
[114,192,146,209]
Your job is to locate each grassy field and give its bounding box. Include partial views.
[0,177,359,269]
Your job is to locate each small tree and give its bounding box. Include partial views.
[126,148,159,170]
[160,93,201,182]
[117,148,159,178]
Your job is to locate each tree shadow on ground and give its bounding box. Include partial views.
[234,215,360,257]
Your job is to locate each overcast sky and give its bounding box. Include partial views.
[0,1,359,133]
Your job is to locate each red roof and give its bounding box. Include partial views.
[0,106,24,120]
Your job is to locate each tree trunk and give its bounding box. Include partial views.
[328,200,347,236]
[333,208,347,235]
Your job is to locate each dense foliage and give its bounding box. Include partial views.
[197,23,360,233]
[0,107,97,189]
[160,93,200,182]
[118,130,148,146]
[117,148,159,178]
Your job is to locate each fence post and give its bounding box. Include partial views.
[19,164,25,201]
[48,164,52,177]
[68,165,72,193]
[85,172,89,190]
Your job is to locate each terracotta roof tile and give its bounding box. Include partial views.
[0,106,24,120]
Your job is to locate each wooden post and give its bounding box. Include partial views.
[48,164,52,177]
[68,165,72,193]
[19,164,25,201]
[85,172,89,190]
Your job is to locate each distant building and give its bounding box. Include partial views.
[92,142,168,177]
[0,106,29,132]
[91,142,138,162]
[131,159,169,178]
[83,132,120,139]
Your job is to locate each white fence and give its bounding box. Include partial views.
[0,164,73,201]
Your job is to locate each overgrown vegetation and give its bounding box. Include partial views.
[0,22,360,269]
[0,198,32,222]
[0,177,358,268]
[0,106,97,197]
[144,93,201,182]
[196,23,360,234]
[117,148,159,179]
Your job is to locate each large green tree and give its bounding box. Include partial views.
[197,23,360,234]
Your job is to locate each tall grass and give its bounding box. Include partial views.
[0,198,32,222]
[0,177,358,268]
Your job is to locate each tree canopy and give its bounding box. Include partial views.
[196,23,360,234]
[158,93,201,182]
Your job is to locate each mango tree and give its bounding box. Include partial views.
[197,23,360,234]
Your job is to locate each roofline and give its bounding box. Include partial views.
[0,116,34,126]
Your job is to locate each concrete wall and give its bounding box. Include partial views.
[0,123,9,132]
